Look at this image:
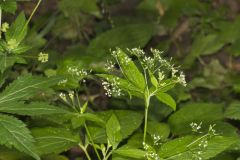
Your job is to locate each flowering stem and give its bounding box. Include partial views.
[143,96,150,143]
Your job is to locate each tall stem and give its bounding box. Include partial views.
[84,123,101,160]
[143,97,150,143]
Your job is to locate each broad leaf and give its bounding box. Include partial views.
[115,49,145,90]
[6,12,27,44]
[71,113,105,128]
[224,102,240,120]
[0,74,62,104]
[90,110,143,143]
[168,103,224,135]
[0,102,68,116]
[158,136,237,160]
[114,146,146,159]
[106,113,122,149]
[147,121,170,140]
[155,92,176,111]
[31,127,80,155]
[87,24,155,60]
[0,114,40,160]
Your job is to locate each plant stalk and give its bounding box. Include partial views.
[79,144,92,160]
[143,97,150,143]
[84,123,101,160]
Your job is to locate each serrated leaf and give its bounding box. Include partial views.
[106,113,122,149]
[0,102,68,116]
[155,92,176,111]
[168,103,223,135]
[6,12,27,44]
[0,74,62,104]
[224,102,240,120]
[0,114,40,160]
[31,127,80,155]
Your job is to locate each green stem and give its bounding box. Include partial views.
[21,0,42,35]
[84,123,101,160]
[143,97,150,143]
[79,144,92,160]
[104,150,113,160]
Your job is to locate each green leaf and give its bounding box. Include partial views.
[158,135,195,158]
[201,136,237,159]
[106,113,122,149]
[224,102,240,120]
[116,49,145,90]
[6,12,27,44]
[71,113,105,129]
[87,24,155,60]
[90,110,143,144]
[0,74,62,104]
[155,92,176,111]
[168,103,224,135]
[147,121,170,140]
[229,38,240,56]
[0,102,69,116]
[59,0,100,17]
[149,71,158,88]
[185,34,225,66]
[0,114,40,160]
[31,127,80,155]
[114,146,146,159]
[0,1,17,13]
[158,135,237,160]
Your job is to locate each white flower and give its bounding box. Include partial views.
[190,122,202,132]
[128,48,145,57]
[102,77,122,97]
[105,60,115,71]
[178,71,187,86]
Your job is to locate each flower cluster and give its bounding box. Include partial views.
[143,142,160,160]
[102,77,122,97]
[105,60,115,71]
[67,66,91,79]
[127,48,187,87]
[151,134,162,146]
[190,122,202,133]
[38,52,48,63]
[190,124,218,160]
